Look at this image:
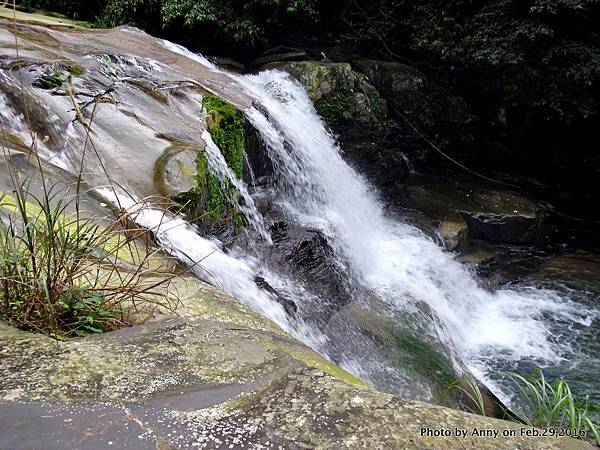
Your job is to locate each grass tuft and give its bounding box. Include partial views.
[449,369,600,445]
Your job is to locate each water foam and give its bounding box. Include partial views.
[232,70,595,377]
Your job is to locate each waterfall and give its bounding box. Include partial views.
[68,42,599,402]
[3,33,594,405]
[229,69,596,399]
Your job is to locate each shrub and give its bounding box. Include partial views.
[0,165,177,338]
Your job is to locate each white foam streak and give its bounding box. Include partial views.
[96,188,289,329]
[202,130,271,243]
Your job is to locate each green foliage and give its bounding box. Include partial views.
[507,368,600,440]
[0,185,122,337]
[16,0,105,20]
[0,176,177,339]
[447,373,489,417]
[96,0,317,48]
[95,0,162,30]
[167,0,316,46]
[448,369,600,445]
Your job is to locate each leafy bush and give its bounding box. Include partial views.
[16,0,105,20]
[96,0,317,52]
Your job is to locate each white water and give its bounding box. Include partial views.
[201,130,271,243]
[110,41,595,399]
[229,70,595,385]
[3,35,594,403]
[96,188,288,328]
[238,71,591,354]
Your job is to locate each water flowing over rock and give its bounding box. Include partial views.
[0,16,598,448]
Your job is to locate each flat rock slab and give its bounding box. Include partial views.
[0,277,590,449]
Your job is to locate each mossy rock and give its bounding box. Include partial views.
[406,175,546,244]
[268,61,388,139]
[0,276,587,449]
[172,94,248,228]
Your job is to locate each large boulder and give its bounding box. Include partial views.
[406,175,547,245]
[353,59,475,159]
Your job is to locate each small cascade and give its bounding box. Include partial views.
[201,130,271,243]
[97,188,287,328]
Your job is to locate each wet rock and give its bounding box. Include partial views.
[263,218,353,328]
[251,46,307,66]
[208,56,246,72]
[438,213,468,252]
[456,246,498,266]
[535,250,600,294]
[264,61,387,139]
[323,298,459,406]
[460,210,542,244]
[406,175,546,244]
[254,275,298,315]
[353,60,426,117]
[0,279,586,449]
[154,144,202,197]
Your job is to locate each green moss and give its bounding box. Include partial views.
[392,331,455,393]
[201,94,245,179]
[315,93,354,128]
[67,65,84,77]
[200,94,246,223]
[171,94,247,226]
[33,69,66,89]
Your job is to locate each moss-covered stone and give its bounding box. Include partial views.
[173,94,247,225]
[271,61,387,139]
[202,95,245,179]
[392,331,456,396]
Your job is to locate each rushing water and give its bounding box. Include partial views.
[231,70,597,402]
[162,42,598,403]
[201,130,271,243]
[2,32,597,407]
